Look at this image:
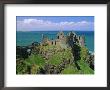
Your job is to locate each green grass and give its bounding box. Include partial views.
[41,45,56,51]
[48,49,73,66]
[61,64,79,74]
[63,49,73,59]
[25,54,45,67]
[75,46,94,74]
[61,60,94,74]
[80,46,89,61]
[77,60,94,74]
[16,60,28,74]
[48,52,63,65]
[16,54,45,74]
[16,44,94,74]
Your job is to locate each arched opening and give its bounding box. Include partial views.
[57,36,59,39]
[52,41,53,45]
[55,41,56,45]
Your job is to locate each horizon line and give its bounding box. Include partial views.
[16,30,94,32]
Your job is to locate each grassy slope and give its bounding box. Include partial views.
[24,54,45,67]
[16,45,94,74]
[48,49,72,66]
[77,46,94,74]
[61,64,80,74]
[77,60,94,74]
[16,54,45,74]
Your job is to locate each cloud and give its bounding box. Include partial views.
[17,19,94,31]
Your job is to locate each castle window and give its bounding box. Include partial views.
[57,36,59,39]
[55,41,56,45]
[79,36,80,39]
[52,41,53,45]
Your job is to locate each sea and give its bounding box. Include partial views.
[16,31,94,52]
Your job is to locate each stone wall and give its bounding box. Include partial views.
[41,31,85,48]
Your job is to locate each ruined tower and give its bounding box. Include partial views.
[57,31,65,40]
[78,36,85,47]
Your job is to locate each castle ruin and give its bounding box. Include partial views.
[41,31,85,48]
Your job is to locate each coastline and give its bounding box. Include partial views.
[16,31,94,74]
[16,31,94,52]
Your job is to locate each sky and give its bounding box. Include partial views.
[16,16,94,31]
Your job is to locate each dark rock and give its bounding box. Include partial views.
[16,46,32,59]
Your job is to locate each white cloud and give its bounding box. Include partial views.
[17,19,94,31]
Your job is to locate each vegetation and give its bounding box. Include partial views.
[16,54,45,74]
[16,31,94,74]
[61,64,80,74]
[16,44,94,74]
[77,60,94,74]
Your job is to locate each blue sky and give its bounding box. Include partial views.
[16,16,94,31]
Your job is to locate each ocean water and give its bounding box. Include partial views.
[16,31,94,52]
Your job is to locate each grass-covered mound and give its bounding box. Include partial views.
[16,44,94,74]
